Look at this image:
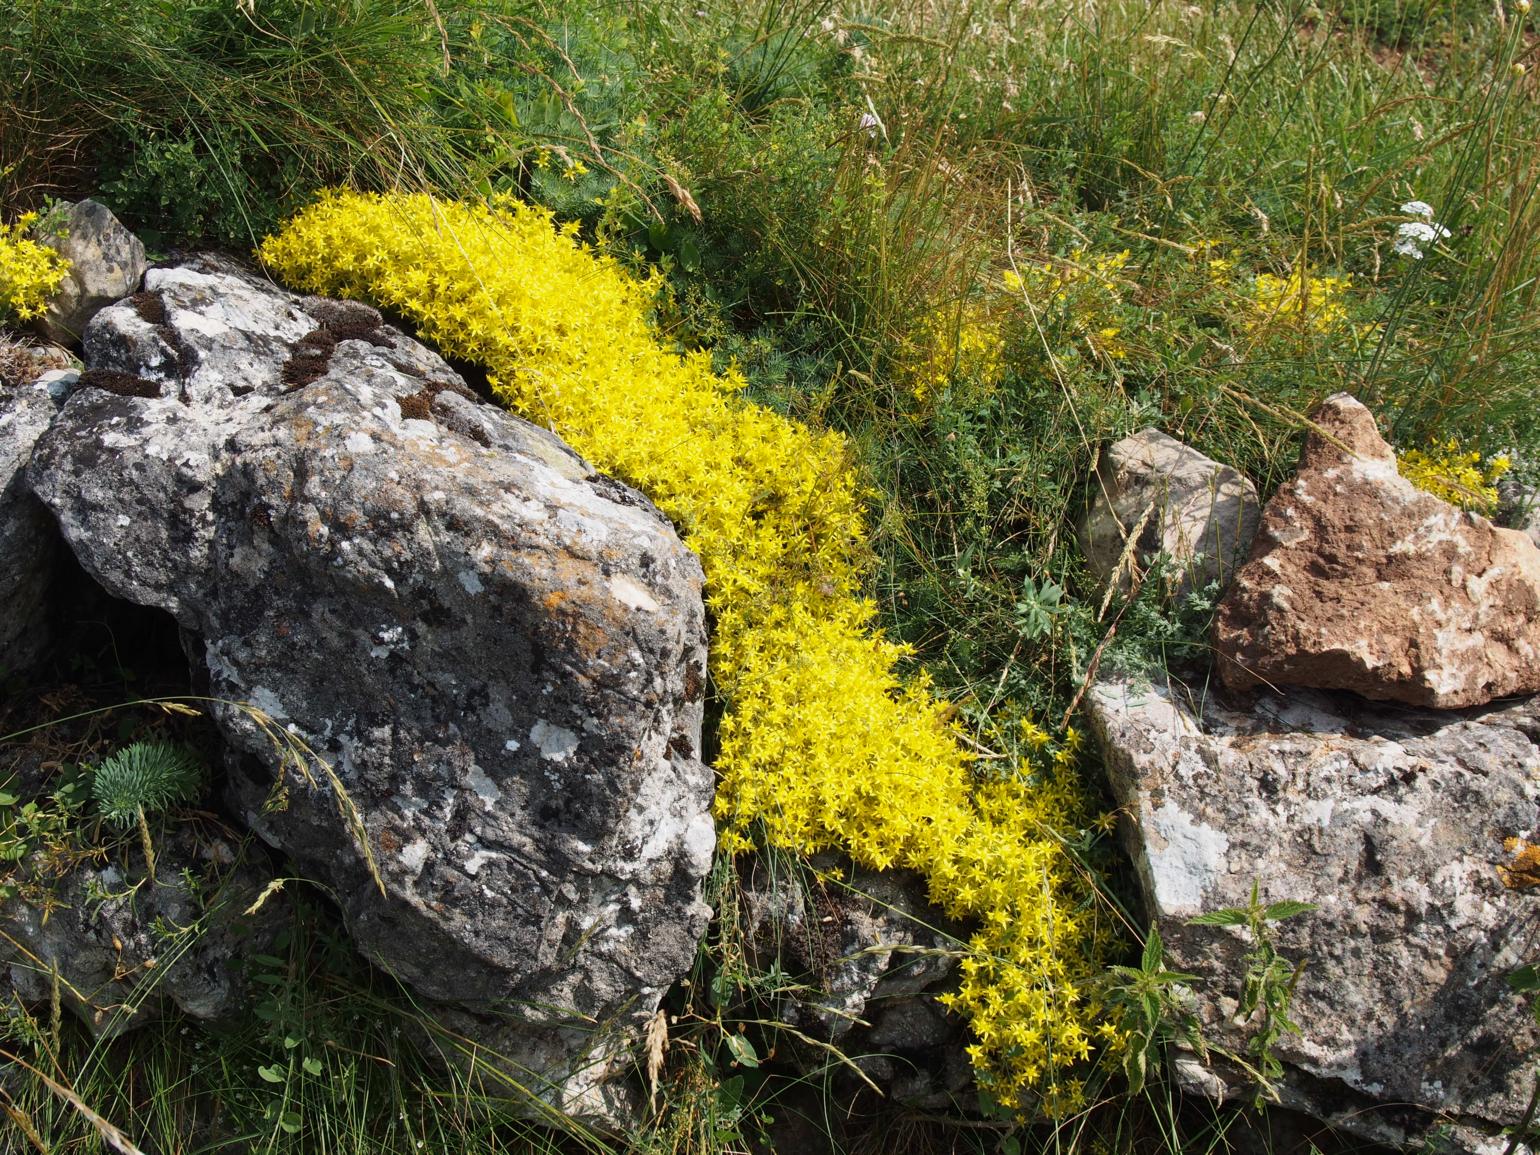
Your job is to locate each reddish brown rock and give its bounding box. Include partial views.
[1215,393,1540,708]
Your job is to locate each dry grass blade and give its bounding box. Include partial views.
[0,1049,146,1155]
[0,1096,49,1154]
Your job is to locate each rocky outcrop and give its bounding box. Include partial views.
[738,854,969,1106]
[39,200,148,344]
[3,823,279,1036]
[1088,673,1540,1152]
[1216,394,1540,708]
[1079,428,1260,602]
[0,373,66,672]
[26,255,715,1126]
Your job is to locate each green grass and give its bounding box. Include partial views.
[4,0,1540,1149]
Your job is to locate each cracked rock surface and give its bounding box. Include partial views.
[27,255,714,1127]
[1089,673,1540,1153]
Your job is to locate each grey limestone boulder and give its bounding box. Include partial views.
[26,255,715,1127]
[1079,428,1260,602]
[0,372,67,672]
[39,200,148,344]
[1087,673,1540,1153]
[1499,474,1540,549]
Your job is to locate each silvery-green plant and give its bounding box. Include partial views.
[90,741,203,828]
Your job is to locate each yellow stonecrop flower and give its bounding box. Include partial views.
[0,213,71,323]
[1397,440,1511,515]
[1247,269,1353,333]
[260,191,1110,1111]
[1004,248,1131,361]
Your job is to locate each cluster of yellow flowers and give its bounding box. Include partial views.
[260,191,1111,1111]
[1004,248,1131,361]
[908,300,1006,402]
[1397,440,1512,515]
[0,213,70,324]
[1247,269,1354,333]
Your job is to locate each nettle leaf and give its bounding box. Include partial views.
[1510,965,1540,993]
[1187,908,1249,928]
[1262,900,1317,923]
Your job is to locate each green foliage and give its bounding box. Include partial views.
[89,741,203,828]
[1189,883,1317,1105]
[1101,926,1203,1096]
[1,0,491,245]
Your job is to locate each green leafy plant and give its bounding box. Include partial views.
[1189,883,1317,1105]
[89,741,203,828]
[1102,925,1204,1095]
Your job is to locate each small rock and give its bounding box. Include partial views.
[1216,393,1540,708]
[738,853,968,1107]
[1079,428,1259,601]
[39,200,148,345]
[3,827,281,1035]
[1498,474,1540,550]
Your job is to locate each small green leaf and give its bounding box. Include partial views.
[256,1064,285,1084]
[302,1056,323,1077]
[1187,908,1249,927]
[278,1110,302,1134]
[724,1032,759,1068]
[0,792,18,807]
[1262,900,1317,923]
[1141,925,1163,972]
[1510,964,1540,992]
[283,1035,300,1050]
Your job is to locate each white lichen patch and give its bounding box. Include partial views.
[530,719,579,762]
[246,685,288,721]
[1145,801,1231,916]
[344,431,376,455]
[608,572,660,614]
[399,838,431,874]
[465,764,502,806]
[457,568,484,595]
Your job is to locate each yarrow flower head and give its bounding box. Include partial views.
[1394,200,1450,259]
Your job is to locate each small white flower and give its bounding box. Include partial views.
[1189,110,1207,124]
[1400,200,1436,219]
[1394,219,1451,259]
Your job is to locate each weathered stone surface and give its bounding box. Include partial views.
[1499,475,1540,550]
[1215,394,1540,708]
[1087,673,1540,1152]
[0,375,64,671]
[27,255,714,1125]
[3,823,278,1036]
[738,853,969,1107]
[39,200,148,344]
[1079,428,1260,601]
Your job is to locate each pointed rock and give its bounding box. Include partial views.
[1215,393,1540,708]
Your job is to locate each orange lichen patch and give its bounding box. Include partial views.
[1498,837,1540,890]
